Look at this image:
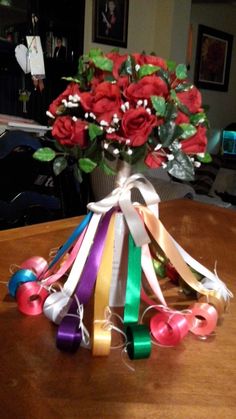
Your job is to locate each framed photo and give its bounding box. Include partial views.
[194,25,233,92]
[93,0,129,48]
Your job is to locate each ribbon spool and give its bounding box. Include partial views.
[198,294,225,318]
[20,256,48,278]
[16,281,49,315]
[43,291,72,324]
[126,324,151,360]
[150,311,189,346]
[56,315,82,352]
[187,302,218,336]
[8,269,37,297]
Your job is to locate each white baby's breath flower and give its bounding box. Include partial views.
[100,120,109,126]
[46,110,55,119]
[154,143,162,151]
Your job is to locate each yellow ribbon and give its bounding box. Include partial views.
[138,205,225,308]
[92,212,116,356]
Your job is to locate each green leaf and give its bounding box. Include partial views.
[165,102,178,121]
[167,60,176,72]
[175,63,187,80]
[73,164,83,183]
[179,123,197,139]
[33,147,56,162]
[88,48,103,58]
[190,112,207,125]
[158,121,176,147]
[121,55,136,77]
[79,158,97,173]
[53,156,68,176]
[88,123,103,141]
[157,68,170,84]
[196,152,212,163]
[175,82,193,92]
[138,65,160,78]
[167,151,195,181]
[151,96,166,116]
[92,56,113,72]
[62,76,80,83]
[99,160,117,176]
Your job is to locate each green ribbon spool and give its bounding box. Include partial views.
[126,324,151,360]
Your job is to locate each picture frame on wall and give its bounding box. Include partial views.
[194,25,233,92]
[92,0,129,48]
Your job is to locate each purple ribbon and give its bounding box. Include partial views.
[56,209,114,352]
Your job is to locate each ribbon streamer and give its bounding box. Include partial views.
[56,209,114,351]
[93,212,116,356]
[43,213,101,324]
[138,206,222,301]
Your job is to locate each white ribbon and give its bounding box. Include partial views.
[172,239,233,302]
[88,173,161,247]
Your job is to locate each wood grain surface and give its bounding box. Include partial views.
[0,200,235,419]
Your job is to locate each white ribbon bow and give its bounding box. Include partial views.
[87,173,161,247]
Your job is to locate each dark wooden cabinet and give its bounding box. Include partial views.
[0,0,85,122]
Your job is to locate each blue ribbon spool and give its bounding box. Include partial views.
[8,269,37,297]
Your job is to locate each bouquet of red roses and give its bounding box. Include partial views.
[34,48,209,180]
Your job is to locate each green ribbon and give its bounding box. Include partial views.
[124,233,142,325]
[123,234,151,360]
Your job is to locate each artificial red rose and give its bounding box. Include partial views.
[144,151,167,168]
[106,52,128,80]
[82,81,122,124]
[52,116,88,148]
[124,76,168,105]
[180,126,207,154]
[121,107,157,147]
[132,53,167,70]
[176,86,202,114]
[175,111,190,125]
[48,83,81,116]
[117,75,129,90]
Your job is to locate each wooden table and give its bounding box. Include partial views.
[0,200,236,419]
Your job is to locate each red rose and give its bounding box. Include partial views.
[145,151,167,169]
[81,81,122,124]
[48,83,81,116]
[52,116,88,148]
[106,52,128,80]
[121,107,157,147]
[180,126,207,154]
[175,111,190,125]
[132,53,167,70]
[177,86,202,113]
[124,76,168,105]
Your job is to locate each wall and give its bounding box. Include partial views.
[83,0,191,61]
[83,1,235,130]
[189,3,236,129]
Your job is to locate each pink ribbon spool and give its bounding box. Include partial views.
[16,282,49,316]
[20,256,48,278]
[187,302,218,336]
[150,311,189,346]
